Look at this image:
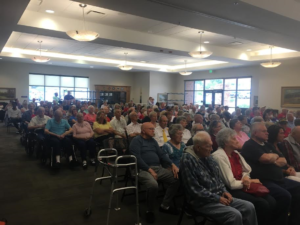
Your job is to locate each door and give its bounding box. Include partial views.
[204,91,223,108]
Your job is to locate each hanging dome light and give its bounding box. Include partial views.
[118,53,133,71]
[179,60,192,76]
[189,31,212,58]
[261,46,281,68]
[32,41,50,63]
[66,4,99,42]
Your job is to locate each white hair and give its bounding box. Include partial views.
[193,131,210,146]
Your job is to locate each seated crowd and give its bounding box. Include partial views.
[4,96,300,225]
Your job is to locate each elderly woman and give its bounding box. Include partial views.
[230,119,249,149]
[72,113,96,168]
[238,115,250,137]
[84,105,96,126]
[267,125,300,182]
[212,128,276,225]
[93,111,115,144]
[149,111,158,127]
[208,120,222,152]
[176,116,191,144]
[162,124,185,168]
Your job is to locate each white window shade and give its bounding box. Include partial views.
[75,77,88,88]
[45,76,60,86]
[61,77,74,87]
[29,74,44,85]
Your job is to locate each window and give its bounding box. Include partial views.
[184,77,251,109]
[29,74,89,103]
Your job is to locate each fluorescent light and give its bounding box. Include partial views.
[246,49,252,51]
[2,47,228,70]
[256,47,296,56]
[45,10,55,14]
[179,71,192,76]
[204,41,210,44]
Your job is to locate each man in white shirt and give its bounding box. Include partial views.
[7,102,22,132]
[110,109,127,138]
[126,111,141,138]
[154,115,170,147]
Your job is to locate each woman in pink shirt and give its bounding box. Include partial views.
[73,113,96,169]
[84,105,96,126]
[230,119,249,150]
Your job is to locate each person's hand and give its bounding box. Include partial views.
[149,170,158,180]
[171,164,179,179]
[59,134,65,139]
[287,167,296,176]
[222,192,233,203]
[250,179,262,184]
[242,176,251,189]
[219,197,230,206]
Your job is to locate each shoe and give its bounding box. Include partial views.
[159,206,179,215]
[90,159,96,166]
[145,211,155,224]
[53,162,61,169]
[82,161,88,170]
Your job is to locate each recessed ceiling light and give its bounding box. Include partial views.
[45,10,55,14]
[204,41,210,44]
[79,4,87,7]
[246,49,252,51]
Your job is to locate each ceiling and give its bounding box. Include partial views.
[1,0,300,72]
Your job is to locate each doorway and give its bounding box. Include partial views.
[204,91,223,108]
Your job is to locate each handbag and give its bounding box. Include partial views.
[243,183,270,197]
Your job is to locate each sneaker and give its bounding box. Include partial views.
[53,162,61,169]
[82,161,88,169]
[159,206,179,215]
[145,211,155,224]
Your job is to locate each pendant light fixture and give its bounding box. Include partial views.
[118,53,133,71]
[189,31,212,58]
[32,41,50,63]
[179,60,192,76]
[260,46,281,68]
[66,4,99,42]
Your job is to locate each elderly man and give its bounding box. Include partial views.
[241,122,300,225]
[154,115,170,147]
[186,123,204,146]
[176,116,192,144]
[181,131,257,225]
[45,110,77,169]
[287,113,295,129]
[110,109,127,139]
[126,111,141,138]
[282,126,300,172]
[130,122,180,223]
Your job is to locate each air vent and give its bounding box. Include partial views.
[230,41,243,45]
[87,10,105,15]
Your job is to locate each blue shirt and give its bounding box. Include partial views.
[45,118,70,135]
[162,141,185,168]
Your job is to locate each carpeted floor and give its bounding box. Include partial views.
[0,123,196,225]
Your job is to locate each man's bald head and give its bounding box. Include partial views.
[54,109,63,121]
[141,122,155,138]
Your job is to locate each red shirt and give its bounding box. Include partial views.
[284,127,291,138]
[278,113,286,120]
[106,117,111,122]
[227,151,243,180]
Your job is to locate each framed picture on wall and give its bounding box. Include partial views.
[157,93,168,103]
[281,87,300,108]
[0,88,16,100]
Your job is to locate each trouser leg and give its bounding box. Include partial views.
[47,136,62,156]
[154,166,180,207]
[86,138,96,158]
[74,139,87,161]
[138,170,158,212]
[229,189,275,225]
[263,181,291,225]
[61,136,74,159]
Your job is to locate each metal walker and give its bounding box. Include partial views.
[84,148,141,225]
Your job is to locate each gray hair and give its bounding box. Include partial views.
[210,114,220,122]
[193,131,210,146]
[169,124,183,138]
[176,116,186,124]
[159,115,167,122]
[183,112,191,118]
[129,111,137,119]
[88,105,94,110]
[177,110,184,117]
[216,128,236,149]
[191,124,204,136]
[251,122,266,137]
[114,109,121,114]
[149,111,157,118]
[251,116,263,124]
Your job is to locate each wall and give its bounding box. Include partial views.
[0,61,134,101]
[131,72,150,103]
[174,60,300,110]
